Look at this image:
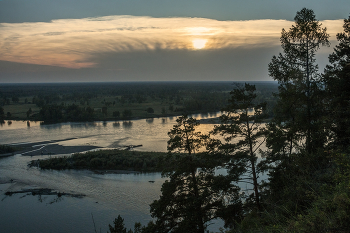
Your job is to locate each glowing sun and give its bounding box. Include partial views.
[192,39,207,49]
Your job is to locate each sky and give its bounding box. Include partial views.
[0,0,348,83]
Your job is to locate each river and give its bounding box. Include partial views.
[0,113,223,233]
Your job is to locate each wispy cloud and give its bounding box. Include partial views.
[0,15,343,69]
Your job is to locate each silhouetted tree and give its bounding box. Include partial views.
[26,108,32,118]
[268,8,330,154]
[108,215,127,233]
[113,111,120,120]
[122,109,132,119]
[146,107,154,113]
[0,106,4,122]
[212,83,266,211]
[148,115,241,232]
[102,106,108,116]
[324,15,350,149]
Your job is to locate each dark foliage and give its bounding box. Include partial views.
[33,150,165,172]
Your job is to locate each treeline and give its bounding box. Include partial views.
[107,9,350,233]
[32,150,166,172]
[0,81,277,122]
[38,104,95,122]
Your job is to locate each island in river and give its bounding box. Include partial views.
[29,148,168,173]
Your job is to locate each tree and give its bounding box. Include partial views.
[122,109,132,119]
[324,15,350,149]
[108,215,141,233]
[108,215,127,233]
[113,111,120,120]
[11,96,19,103]
[212,83,266,211]
[148,115,241,232]
[146,107,154,114]
[26,108,32,118]
[268,8,330,154]
[102,106,108,116]
[0,106,4,123]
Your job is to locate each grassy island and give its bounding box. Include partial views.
[30,149,167,172]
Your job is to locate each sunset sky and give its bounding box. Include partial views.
[0,0,348,83]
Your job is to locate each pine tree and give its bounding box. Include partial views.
[148,115,241,232]
[108,215,127,233]
[212,83,266,211]
[324,15,350,149]
[268,8,330,154]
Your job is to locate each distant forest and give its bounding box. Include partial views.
[0,81,277,123]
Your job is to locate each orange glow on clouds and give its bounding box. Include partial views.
[0,16,343,69]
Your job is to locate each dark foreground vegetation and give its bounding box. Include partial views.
[0,81,277,123]
[104,9,350,233]
[31,150,167,172]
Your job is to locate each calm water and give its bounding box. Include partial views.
[0,114,222,233]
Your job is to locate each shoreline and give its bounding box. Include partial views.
[1,110,223,125]
[1,139,102,158]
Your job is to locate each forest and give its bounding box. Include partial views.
[0,81,277,123]
[105,9,350,233]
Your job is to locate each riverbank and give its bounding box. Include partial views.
[2,110,220,125]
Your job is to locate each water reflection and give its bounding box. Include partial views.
[122,121,133,128]
[200,113,208,118]
[146,118,154,124]
[69,122,97,129]
[40,122,62,129]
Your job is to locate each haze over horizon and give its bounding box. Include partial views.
[0,0,348,83]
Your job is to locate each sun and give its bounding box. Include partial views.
[192,39,207,49]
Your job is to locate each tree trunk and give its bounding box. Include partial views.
[191,168,205,233]
[247,115,261,211]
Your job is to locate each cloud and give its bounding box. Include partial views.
[0,15,344,69]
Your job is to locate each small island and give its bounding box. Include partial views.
[29,149,167,173]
